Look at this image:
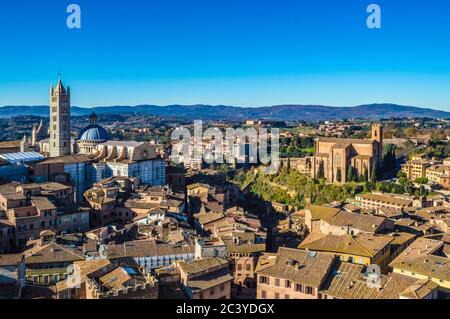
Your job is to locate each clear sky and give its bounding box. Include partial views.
[0,0,449,110]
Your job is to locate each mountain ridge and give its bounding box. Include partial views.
[0,103,449,121]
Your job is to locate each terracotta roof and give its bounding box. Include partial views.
[99,266,147,291]
[194,212,226,226]
[320,261,429,299]
[391,255,450,282]
[226,243,266,254]
[0,253,23,266]
[38,154,95,165]
[299,233,394,258]
[186,268,233,292]
[306,205,341,223]
[178,257,228,275]
[56,259,113,291]
[389,237,444,266]
[107,241,194,259]
[24,242,85,265]
[399,279,439,299]
[256,247,335,288]
[330,211,386,233]
[318,137,373,145]
[31,197,56,211]
[356,193,412,207]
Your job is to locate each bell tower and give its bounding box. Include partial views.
[49,78,71,157]
[371,123,383,166]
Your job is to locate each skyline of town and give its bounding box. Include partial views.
[1,0,450,306]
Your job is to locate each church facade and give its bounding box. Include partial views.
[311,124,383,184]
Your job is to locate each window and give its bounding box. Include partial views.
[275,278,280,287]
[261,291,266,299]
[306,286,314,295]
[210,287,215,296]
[285,294,290,299]
[274,293,280,299]
[295,284,303,292]
[246,264,251,271]
[285,280,291,288]
[220,284,225,291]
[259,276,269,284]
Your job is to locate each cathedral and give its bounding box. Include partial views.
[75,112,110,155]
[27,78,166,200]
[311,124,383,184]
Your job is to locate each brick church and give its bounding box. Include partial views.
[311,124,383,183]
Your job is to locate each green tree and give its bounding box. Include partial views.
[371,162,377,184]
[347,166,355,182]
[363,168,369,183]
[336,168,342,183]
[414,177,428,185]
[317,161,325,179]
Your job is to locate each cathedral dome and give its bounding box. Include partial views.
[77,112,110,142]
[77,125,110,142]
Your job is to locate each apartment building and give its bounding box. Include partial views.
[352,193,415,210]
[304,205,394,236]
[107,240,195,272]
[255,247,335,299]
[298,233,394,270]
[176,257,233,299]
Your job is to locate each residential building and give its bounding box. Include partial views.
[304,205,394,236]
[24,241,85,285]
[56,259,158,299]
[176,257,233,299]
[107,240,195,272]
[299,233,394,270]
[320,260,439,299]
[256,247,335,299]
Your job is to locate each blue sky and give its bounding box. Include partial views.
[0,0,449,110]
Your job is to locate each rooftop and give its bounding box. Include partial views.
[256,247,335,288]
[299,233,394,258]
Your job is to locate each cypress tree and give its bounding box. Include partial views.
[347,166,355,182]
[336,168,342,183]
[317,161,324,179]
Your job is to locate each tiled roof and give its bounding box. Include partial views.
[320,261,428,299]
[0,253,23,266]
[186,268,233,292]
[306,205,341,223]
[24,242,85,265]
[107,241,194,259]
[391,255,450,282]
[399,279,439,299]
[256,247,335,288]
[330,211,386,232]
[389,237,444,266]
[178,257,228,275]
[299,233,394,258]
[356,193,412,206]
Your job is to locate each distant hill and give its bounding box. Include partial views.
[0,103,449,121]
